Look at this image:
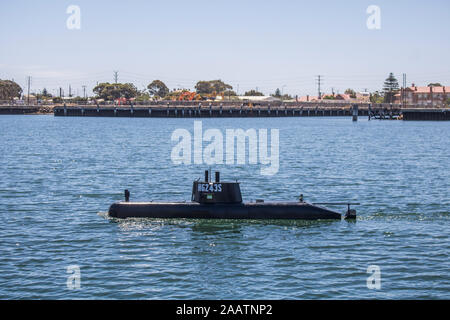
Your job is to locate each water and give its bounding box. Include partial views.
[0,115,448,299]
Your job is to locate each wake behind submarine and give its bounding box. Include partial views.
[108,170,358,220]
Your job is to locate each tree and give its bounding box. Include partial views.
[370,91,384,104]
[195,80,232,94]
[382,73,399,103]
[147,80,169,97]
[36,88,52,100]
[428,83,442,87]
[345,88,357,98]
[223,90,237,98]
[244,90,264,96]
[42,88,51,97]
[93,82,138,100]
[0,80,22,100]
[136,92,151,101]
[272,88,281,98]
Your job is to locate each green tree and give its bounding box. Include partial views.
[0,80,23,100]
[136,92,151,101]
[93,82,138,100]
[272,88,281,98]
[37,88,52,100]
[42,88,52,97]
[428,83,442,87]
[345,88,356,98]
[147,80,169,97]
[244,90,264,96]
[195,80,232,94]
[281,94,293,100]
[223,90,237,98]
[383,73,399,103]
[370,91,384,104]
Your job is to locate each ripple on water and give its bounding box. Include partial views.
[0,116,449,299]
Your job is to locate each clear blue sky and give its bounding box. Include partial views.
[1,0,449,97]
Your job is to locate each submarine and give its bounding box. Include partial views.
[108,170,357,220]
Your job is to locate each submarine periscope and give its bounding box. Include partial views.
[108,170,358,220]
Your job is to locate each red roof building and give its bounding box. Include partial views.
[399,85,450,107]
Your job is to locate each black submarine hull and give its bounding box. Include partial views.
[108,202,342,220]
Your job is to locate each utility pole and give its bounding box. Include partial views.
[316,75,323,99]
[113,71,119,84]
[69,85,72,97]
[27,76,31,105]
[82,85,86,98]
[402,73,406,107]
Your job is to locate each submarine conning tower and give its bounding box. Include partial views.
[192,170,242,204]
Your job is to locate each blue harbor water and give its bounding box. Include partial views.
[0,115,449,299]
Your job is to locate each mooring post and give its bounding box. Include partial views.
[352,104,358,121]
[124,189,130,202]
[268,104,271,115]
[96,102,99,113]
[63,103,67,116]
[209,103,212,116]
[368,103,372,120]
[220,103,223,115]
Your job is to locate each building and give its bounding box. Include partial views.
[237,96,281,102]
[22,94,37,105]
[356,92,370,102]
[400,85,450,107]
[335,93,352,101]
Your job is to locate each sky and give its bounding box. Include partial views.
[1,0,449,97]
